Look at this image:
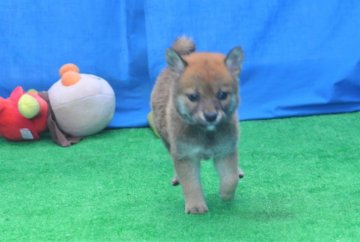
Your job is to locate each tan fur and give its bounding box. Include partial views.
[151,37,244,214]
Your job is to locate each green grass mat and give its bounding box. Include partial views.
[1,112,359,241]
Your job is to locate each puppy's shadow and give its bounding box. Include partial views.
[206,194,294,221]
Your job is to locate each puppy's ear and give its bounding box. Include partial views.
[225,47,244,77]
[166,48,187,73]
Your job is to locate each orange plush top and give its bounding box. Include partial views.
[59,63,81,86]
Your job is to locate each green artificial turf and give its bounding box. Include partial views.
[1,112,359,241]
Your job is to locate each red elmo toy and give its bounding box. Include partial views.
[0,86,48,141]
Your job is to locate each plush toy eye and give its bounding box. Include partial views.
[187,93,200,102]
[217,91,228,100]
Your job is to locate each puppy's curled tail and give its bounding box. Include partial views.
[172,36,195,56]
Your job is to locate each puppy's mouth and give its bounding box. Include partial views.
[205,124,217,131]
[199,112,222,131]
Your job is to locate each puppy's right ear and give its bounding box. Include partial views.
[166,48,187,73]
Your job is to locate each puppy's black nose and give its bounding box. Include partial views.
[204,112,218,122]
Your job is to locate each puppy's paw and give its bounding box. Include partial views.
[185,202,208,214]
[172,177,180,186]
[238,168,245,179]
[221,192,235,201]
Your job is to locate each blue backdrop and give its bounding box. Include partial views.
[1,0,360,128]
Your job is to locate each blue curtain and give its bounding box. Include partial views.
[1,0,360,127]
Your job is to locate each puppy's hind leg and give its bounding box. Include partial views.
[159,139,179,185]
[172,168,180,186]
[238,167,245,179]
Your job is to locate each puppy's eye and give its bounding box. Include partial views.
[186,93,200,102]
[217,91,228,100]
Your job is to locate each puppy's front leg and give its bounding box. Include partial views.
[214,152,240,201]
[174,158,208,214]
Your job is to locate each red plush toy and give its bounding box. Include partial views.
[0,86,48,141]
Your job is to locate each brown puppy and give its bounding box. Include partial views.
[151,37,244,214]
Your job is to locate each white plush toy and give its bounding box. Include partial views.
[48,63,115,140]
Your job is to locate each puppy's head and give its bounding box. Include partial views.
[166,47,244,130]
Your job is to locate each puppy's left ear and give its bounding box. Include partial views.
[225,47,244,77]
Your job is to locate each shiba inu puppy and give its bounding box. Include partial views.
[151,37,244,214]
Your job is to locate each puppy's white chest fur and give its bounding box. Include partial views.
[175,132,237,160]
[177,142,214,160]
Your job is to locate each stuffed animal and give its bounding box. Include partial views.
[46,63,116,146]
[147,112,160,137]
[0,87,48,141]
[0,64,115,146]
